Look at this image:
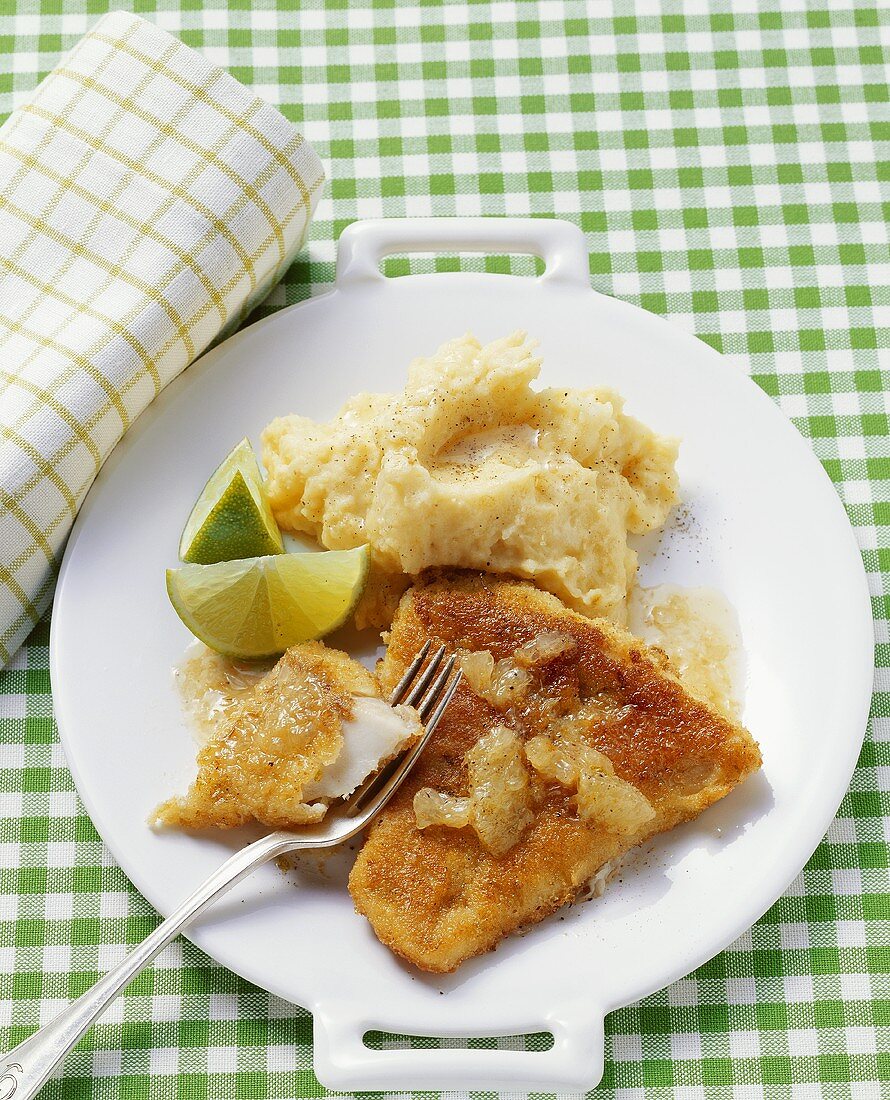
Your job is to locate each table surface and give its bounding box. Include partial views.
[0,2,887,1097]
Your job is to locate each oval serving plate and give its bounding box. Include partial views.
[51,218,874,1092]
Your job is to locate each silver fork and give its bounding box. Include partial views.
[0,644,461,1100]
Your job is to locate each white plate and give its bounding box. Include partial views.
[51,218,874,1093]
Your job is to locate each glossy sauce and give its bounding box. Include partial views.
[173,643,272,744]
[439,423,540,467]
[628,584,744,720]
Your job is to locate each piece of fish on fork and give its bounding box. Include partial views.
[0,646,461,1100]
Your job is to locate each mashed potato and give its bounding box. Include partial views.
[262,332,678,625]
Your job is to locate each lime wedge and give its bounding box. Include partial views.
[179,438,283,564]
[166,546,370,659]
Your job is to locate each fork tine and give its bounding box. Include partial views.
[421,668,463,736]
[401,644,446,709]
[417,654,457,722]
[389,639,431,705]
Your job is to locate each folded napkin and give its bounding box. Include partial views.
[0,11,324,669]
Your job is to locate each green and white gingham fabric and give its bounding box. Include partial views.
[1,2,888,1097]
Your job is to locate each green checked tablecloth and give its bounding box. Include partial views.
[1,2,888,1097]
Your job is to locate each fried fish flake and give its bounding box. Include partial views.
[156,641,418,830]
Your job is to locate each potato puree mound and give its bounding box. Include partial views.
[262,332,679,624]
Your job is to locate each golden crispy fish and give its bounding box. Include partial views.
[156,641,419,830]
[349,573,761,973]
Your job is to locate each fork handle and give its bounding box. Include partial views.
[0,831,299,1100]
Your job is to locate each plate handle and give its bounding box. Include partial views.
[311,1001,605,1092]
[335,217,590,290]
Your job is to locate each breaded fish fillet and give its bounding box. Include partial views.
[349,573,761,972]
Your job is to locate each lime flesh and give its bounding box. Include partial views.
[180,438,283,564]
[166,546,370,659]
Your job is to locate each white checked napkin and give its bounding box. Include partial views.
[0,11,324,668]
